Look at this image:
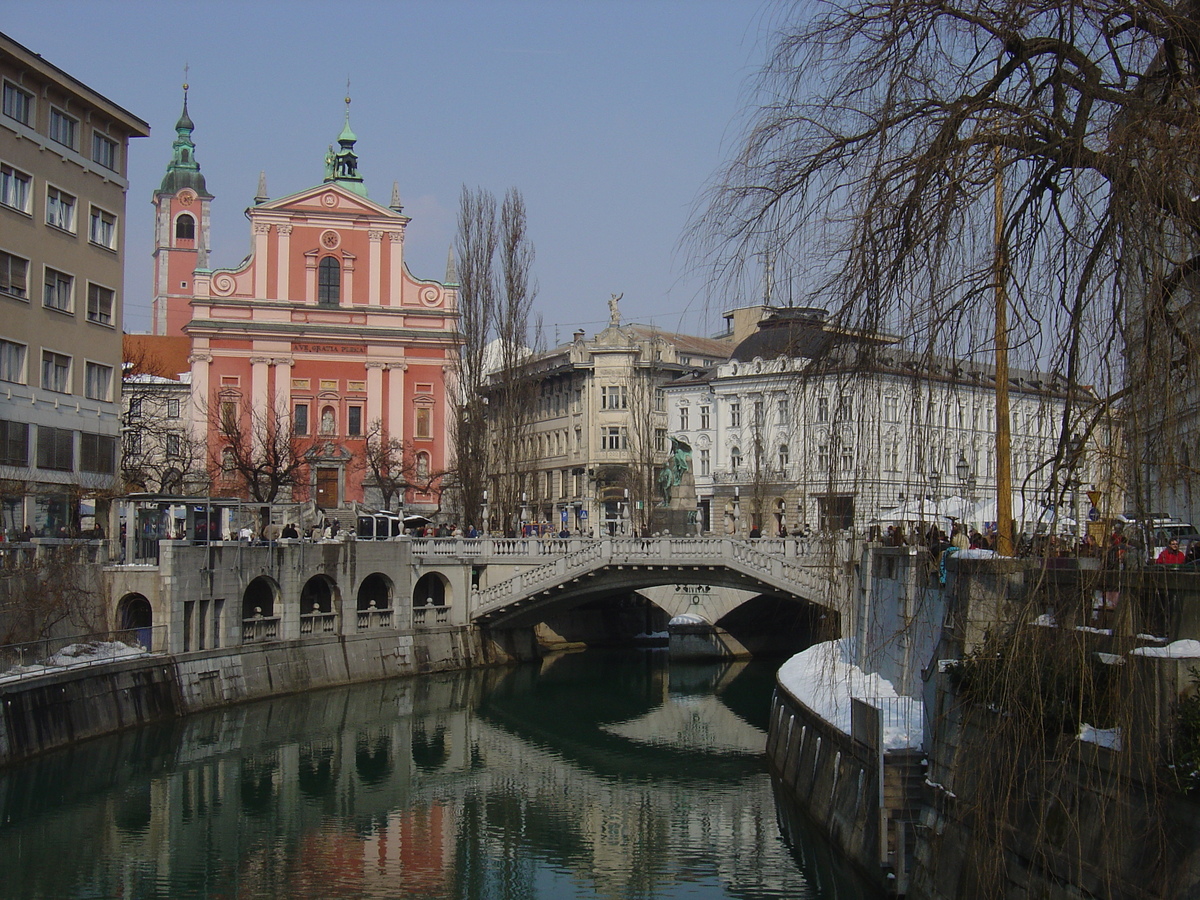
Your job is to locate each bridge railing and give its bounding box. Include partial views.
[0,626,165,682]
[469,536,846,618]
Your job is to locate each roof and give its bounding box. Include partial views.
[123,334,192,380]
[729,306,889,362]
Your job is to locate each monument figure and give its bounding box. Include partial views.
[608,293,623,328]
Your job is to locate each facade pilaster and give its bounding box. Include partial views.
[188,352,213,447]
[276,224,292,300]
[387,363,407,441]
[253,223,270,298]
[250,356,271,453]
[387,232,404,305]
[365,361,386,430]
[368,230,383,306]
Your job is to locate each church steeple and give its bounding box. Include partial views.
[158,81,211,197]
[322,89,367,197]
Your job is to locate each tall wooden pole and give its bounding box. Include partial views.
[993,147,1014,555]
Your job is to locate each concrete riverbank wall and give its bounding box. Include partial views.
[0,624,538,767]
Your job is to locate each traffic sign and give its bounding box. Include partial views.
[1087,490,1102,508]
[1088,506,1100,522]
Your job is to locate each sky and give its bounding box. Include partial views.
[4,1,776,342]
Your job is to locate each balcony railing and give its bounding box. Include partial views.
[356,604,394,630]
[242,615,280,643]
[412,605,450,627]
[300,611,337,635]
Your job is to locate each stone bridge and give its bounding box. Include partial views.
[409,536,852,630]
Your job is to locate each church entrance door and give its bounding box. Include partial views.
[316,468,340,508]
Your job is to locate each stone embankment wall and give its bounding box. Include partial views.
[0,625,537,767]
[767,682,924,896]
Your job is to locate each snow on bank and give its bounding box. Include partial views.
[0,641,149,682]
[1130,639,1200,658]
[777,639,924,750]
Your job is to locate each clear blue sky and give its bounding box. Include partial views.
[5,1,773,341]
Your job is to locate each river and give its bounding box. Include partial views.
[0,650,878,899]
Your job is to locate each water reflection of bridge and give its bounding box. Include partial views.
[0,662,845,898]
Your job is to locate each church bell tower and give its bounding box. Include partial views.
[151,83,213,337]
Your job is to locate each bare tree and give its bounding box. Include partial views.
[361,418,444,511]
[211,398,307,505]
[451,186,498,527]
[697,0,1200,519]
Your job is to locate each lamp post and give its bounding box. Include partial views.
[929,469,940,504]
[733,485,741,535]
[622,488,630,535]
[481,489,489,536]
[956,452,975,524]
[520,491,528,535]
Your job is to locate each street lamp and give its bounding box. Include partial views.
[520,491,528,533]
[733,485,741,535]
[929,469,940,503]
[956,452,975,523]
[481,489,489,535]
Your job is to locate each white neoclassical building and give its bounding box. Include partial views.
[664,306,1094,537]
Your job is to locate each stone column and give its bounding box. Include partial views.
[274,357,294,433]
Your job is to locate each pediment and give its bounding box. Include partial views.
[256,183,401,219]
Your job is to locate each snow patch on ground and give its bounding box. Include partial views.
[1078,724,1124,750]
[0,641,149,682]
[777,639,923,750]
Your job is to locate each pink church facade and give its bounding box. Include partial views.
[152,96,460,511]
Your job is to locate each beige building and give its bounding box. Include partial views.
[0,32,149,535]
[487,298,731,535]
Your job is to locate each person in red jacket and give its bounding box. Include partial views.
[1156,540,1186,564]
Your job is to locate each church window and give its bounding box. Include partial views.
[293,403,309,435]
[175,213,195,241]
[318,256,341,306]
[347,405,362,436]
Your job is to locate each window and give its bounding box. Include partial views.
[41,351,70,393]
[175,213,195,242]
[37,425,74,471]
[730,446,742,474]
[347,405,362,436]
[318,256,340,305]
[729,401,741,428]
[884,394,899,423]
[165,433,181,458]
[602,426,622,450]
[699,448,710,476]
[3,83,32,125]
[0,419,29,466]
[84,362,112,401]
[92,132,118,170]
[601,385,628,410]
[841,448,854,474]
[43,268,73,312]
[87,284,114,326]
[0,250,28,299]
[777,397,789,426]
[415,406,432,439]
[89,207,116,249]
[219,400,238,432]
[80,433,115,474]
[700,405,710,429]
[779,444,790,469]
[655,428,667,452]
[49,108,78,149]
[816,396,830,423]
[818,444,830,471]
[679,407,689,430]
[46,186,76,231]
[0,339,25,383]
[654,389,665,412]
[167,398,180,418]
[1,163,31,213]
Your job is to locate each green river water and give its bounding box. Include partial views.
[0,650,878,899]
